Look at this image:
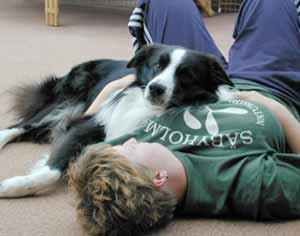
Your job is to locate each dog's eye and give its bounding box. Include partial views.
[154,63,163,71]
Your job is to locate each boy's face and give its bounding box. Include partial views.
[113,138,187,201]
[113,138,170,171]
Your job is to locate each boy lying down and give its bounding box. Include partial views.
[69,0,300,235]
[69,74,300,236]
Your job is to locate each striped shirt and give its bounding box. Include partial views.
[296,0,300,30]
[128,2,153,52]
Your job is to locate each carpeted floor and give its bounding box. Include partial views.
[1,1,300,236]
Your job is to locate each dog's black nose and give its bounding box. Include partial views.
[149,84,166,97]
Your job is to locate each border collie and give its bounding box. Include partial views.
[0,44,233,198]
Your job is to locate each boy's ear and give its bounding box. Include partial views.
[153,170,168,188]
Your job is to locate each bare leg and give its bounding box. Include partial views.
[84,74,135,116]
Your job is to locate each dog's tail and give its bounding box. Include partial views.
[11,75,61,122]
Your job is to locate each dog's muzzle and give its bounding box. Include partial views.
[144,83,168,106]
[149,83,166,97]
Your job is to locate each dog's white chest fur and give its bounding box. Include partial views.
[94,87,164,141]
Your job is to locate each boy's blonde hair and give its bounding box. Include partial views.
[69,143,177,236]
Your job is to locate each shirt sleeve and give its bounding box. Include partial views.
[173,150,300,220]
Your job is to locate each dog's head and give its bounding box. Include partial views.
[127,44,233,107]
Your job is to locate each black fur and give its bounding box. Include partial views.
[5,44,232,175]
[48,116,105,172]
[12,76,60,122]
[127,44,233,107]
[9,59,134,144]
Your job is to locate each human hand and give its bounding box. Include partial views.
[84,74,135,116]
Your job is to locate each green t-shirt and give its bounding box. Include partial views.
[107,81,300,220]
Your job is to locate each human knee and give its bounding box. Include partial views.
[147,0,200,16]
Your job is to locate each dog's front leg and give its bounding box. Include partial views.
[0,127,25,150]
[47,117,106,172]
[0,117,105,198]
[0,155,61,197]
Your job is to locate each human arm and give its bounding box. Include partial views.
[236,91,300,154]
[84,74,136,116]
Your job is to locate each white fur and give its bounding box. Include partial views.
[94,87,164,141]
[0,165,60,198]
[216,85,238,101]
[30,153,50,174]
[145,49,187,105]
[0,103,84,151]
[95,49,206,141]
[0,128,25,150]
[0,48,233,199]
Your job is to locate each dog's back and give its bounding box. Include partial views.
[9,59,133,144]
[0,44,234,199]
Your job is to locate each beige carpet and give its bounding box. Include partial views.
[1,1,300,236]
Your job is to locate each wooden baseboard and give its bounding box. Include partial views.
[194,0,215,17]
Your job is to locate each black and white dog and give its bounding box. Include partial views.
[0,44,233,198]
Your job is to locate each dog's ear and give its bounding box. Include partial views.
[208,58,233,90]
[127,45,150,68]
[127,44,162,68]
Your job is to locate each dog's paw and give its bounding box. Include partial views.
[0,176,34,198]
[0,167,61,198]
[30,153,50,174]
[0,128,24,150]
